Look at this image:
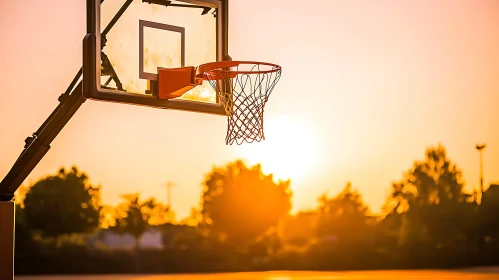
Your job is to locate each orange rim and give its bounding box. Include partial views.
[196,61,282,79]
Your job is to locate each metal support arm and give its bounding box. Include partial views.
[0,72,86,201]
[0,0,135,201]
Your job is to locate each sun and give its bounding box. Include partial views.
[239,116,319,182]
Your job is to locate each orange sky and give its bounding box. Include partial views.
[1,0,498,220]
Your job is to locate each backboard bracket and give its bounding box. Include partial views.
[143,0,215,15]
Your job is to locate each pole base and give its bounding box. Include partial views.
[0,201,14,280]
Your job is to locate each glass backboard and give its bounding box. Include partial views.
[83,0,229,114]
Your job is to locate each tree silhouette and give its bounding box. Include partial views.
[389,145,467,211]
[278,211,319,248]
[386,145,474,247]
[161,223,204,250]
[316,182,370,242]
[201,160,292,249]
[23,167,101,244]
[112,194,171,249]
[14,203,33,254]
[476,185,499,253]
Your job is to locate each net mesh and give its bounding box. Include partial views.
[203,62,282,145]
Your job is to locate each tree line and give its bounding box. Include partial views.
[14,144,499,275]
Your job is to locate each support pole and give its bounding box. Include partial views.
[0,201,14,280]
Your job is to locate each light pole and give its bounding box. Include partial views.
[476,144,486,195]
[163,181,176,208]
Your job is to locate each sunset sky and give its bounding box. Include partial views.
[1,0,498,220]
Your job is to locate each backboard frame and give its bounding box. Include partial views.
[83,0,229,115]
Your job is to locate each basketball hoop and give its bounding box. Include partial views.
[197,61,282,145]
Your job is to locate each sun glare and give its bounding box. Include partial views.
[239,116,319,182]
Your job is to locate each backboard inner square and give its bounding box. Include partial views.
[139,21,185,81]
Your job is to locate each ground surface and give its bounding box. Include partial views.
[16,268,499,280]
